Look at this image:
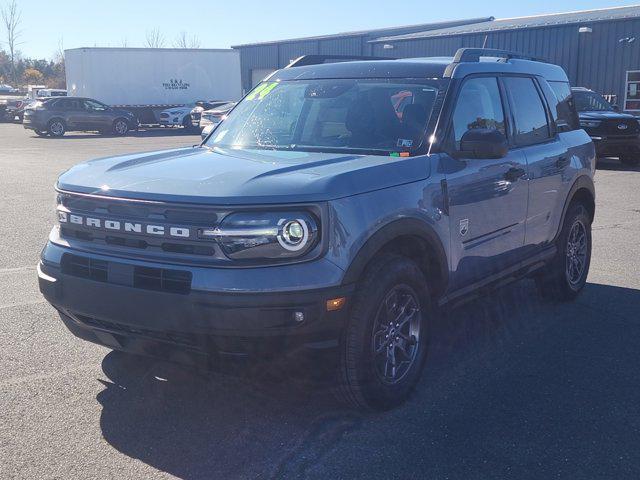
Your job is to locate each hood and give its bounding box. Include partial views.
[56,146,431,205]
[578,110,639,121]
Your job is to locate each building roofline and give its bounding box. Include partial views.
[370,4,640,43]
[230,17,493,48]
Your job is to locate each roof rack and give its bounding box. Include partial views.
[444,48,547,76]
[286,54,394,68]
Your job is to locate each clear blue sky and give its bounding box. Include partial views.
[7,0,640,59]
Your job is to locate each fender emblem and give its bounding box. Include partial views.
[459,219,469,237]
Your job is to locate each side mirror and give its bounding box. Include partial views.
[459,128,508,159]
[612,104,620,112]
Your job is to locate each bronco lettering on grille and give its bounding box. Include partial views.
[58,211,191,238]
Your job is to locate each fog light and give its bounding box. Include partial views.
[293,311,305,323]
[326,297,346,311]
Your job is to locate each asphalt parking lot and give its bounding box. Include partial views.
[1,122,639,479]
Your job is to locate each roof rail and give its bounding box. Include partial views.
[444,48,548,76]
[286,54,394,68]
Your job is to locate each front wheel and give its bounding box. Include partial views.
[182,115,195,133]
[536,203,592,301]
[113,118,129,136]
[335,254,431,410]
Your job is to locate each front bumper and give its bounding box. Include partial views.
[38,242,352,364]
[590,134,640,157]
[23,117,46,130]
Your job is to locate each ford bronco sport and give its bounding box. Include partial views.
[38,49,596,410]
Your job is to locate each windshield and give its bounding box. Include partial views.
[205,78,442,155]
[573,90,614,112]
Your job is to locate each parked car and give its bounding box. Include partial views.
[34,88,67,98]
[158,104,196,130]
[190,100,230,129]
[38,49,595,410]
[23,97,137,137]
[200,123,215,140]
[199,102,236,130]
[0,84,18,94]
[3,96,29,122]
[572,87,640,166]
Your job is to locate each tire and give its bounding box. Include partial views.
[182,115,195,133]
[620,155,639,167]
[335,254,431,410]
[535,202,592,301]
[113,118,129,136]
[47,119,65,137]
[34,129,48,137]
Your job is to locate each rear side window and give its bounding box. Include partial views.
[546,81,579,131]
[503,77,551,146]
[451,76,505,145]
[52,99,81,111]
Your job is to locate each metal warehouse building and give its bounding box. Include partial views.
[233,5,640,113]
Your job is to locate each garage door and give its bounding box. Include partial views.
[251,69,276,87]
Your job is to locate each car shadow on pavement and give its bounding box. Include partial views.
[596,157,640,172]
[97,280,640,479]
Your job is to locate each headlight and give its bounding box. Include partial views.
[199,211,319,260]
[580,119,601,128]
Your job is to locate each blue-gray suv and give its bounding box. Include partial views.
[38,49,596,410]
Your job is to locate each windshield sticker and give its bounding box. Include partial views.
[397,138,413,148]
[246,82,278,101]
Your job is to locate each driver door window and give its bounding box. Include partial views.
[451,76,505,148]
[83,100,108,112]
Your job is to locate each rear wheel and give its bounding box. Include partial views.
[536,203,592,301]
[335,254,431,410]
[48,119,65,137]
[113,118,129,136]
[620,155,639,167]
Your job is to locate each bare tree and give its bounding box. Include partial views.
[145,28,165,48]
[174,31,201,49]
[1,0,22,85]
[54,37,64,63]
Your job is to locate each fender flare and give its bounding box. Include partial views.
[342,218,449,295]
[553,175,596,242]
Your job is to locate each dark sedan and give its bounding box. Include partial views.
[572,87,640,166]
[23,97,137,137]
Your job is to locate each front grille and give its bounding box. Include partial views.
[57,193,231,262]
[61,253,192,294]
[61,254,107,282]
[602,119,640,135]
[73,313,199,348]
[133,266,192,294]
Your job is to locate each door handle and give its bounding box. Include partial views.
[556,156,570,168]
[504,167,526,182]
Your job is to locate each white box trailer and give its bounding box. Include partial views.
[64,47,242,123]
